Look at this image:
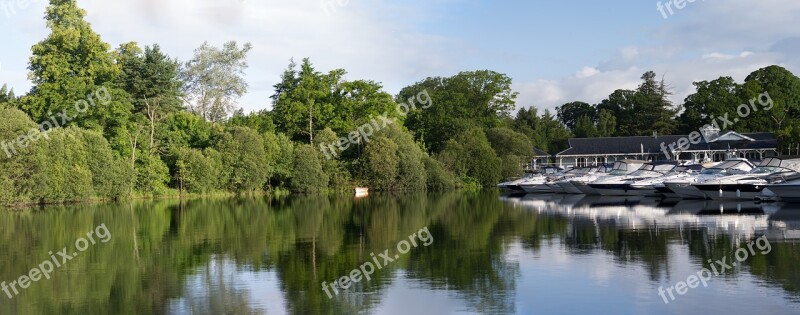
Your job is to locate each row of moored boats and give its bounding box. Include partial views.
[498,157,800,201]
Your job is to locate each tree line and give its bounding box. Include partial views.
[2,0,799,205]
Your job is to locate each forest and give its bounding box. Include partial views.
[1,0,799,205]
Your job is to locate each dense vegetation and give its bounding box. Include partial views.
[2,0,799,205]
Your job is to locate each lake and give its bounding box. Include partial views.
[1,192,800,314]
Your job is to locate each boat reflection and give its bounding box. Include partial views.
[500,193,800,242]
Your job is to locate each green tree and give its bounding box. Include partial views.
[596,109,617,137]
[364,137,400,190]
[399,70,517,153]
[22,0,132,150]
[291,144,329,192]
[215,127,268,192]
[486,127,533,157]
[573,115,598,138]
[117,43,183,155]
[182,41,252,122]
[556,101,595,130]
[740,65,800,145]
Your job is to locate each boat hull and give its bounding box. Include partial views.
[666,182,708,199]
[767,185,800,201]
[558,181,584,194]
[693,184,766,200]
[520,184,553,193]
[589,184,637,196]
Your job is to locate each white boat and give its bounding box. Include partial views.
[628,164,702,197]
[557,164,613,194]
[665,159,754,199]
[547,167,597,194]
[584,160,652,196]
[768,175,800,201]
[693,157,800,200]
[517,167,563,193]
[589,161,677,196]
[573,161,645,195]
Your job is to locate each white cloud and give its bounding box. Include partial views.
[515,1,800,113]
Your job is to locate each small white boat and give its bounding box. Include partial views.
[354,187,369,198]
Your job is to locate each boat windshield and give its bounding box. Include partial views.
[701,160,751,174]
[700,168,725,175]
[751,166,789,174]
[608,169,629,176]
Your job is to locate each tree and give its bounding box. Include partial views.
[182,41,252,122]
[364,137,400,190]
[677,76,740,134]
[118,43,183,155]
[291,144,329,192]
[556,101,595,130]
[740,65,800,145]
[272,58,332,143]
[399,70,518,153]
[214,127,268,192]
[597,109,617,137]
[438,127,502,187]
[486,127,533,157]
[23,0,132,149]
[573,115,598,138]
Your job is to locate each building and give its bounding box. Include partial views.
[551,127,779,168]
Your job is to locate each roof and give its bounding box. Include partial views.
[557,132,777,156]
[533,147,550,157]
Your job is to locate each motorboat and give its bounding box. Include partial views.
[768,175,800,201]
[693,157,800,200]
[589,161,678,196]
[498,173,535,192]
[547,166,600,193]
[665,159,754,199]
[572,161,647,195]
[628,164,703,197]
[516,166,563,193]
[576,160,652,196]
[557,164,613,194]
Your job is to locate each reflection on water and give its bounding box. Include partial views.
[1,192,799,314]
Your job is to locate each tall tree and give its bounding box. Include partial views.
[740,65,800,145]
[677,76,740,134]
[182,41,252,122]
[118,43,183,155]
[22,0,131,147]
[399,70,518,152]
[556,101,595,130]
[272,58,332,143]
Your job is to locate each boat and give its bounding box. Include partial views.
[547,167,597,193]
[572,161,646,195]
[589,161,677,196]
[665,159,754,199]
[557,164,613,194]
[516,166,563,193]
[693,157,800,200]
[354,187,369,198]
[768,174,800,201]
[628,164,702,197]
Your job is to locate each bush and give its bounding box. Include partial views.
[364,137,399,190]
[291,144,329,193]
[423,156,456,190]
[173,147,222,194]
[215,127,269,192]
[378,125,426,190]
[500,154,523,181]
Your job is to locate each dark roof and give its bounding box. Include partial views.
[557,132,777,156]
[533,147,549,156]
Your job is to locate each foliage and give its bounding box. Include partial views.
[214,127,269,192]
[182,41,252,122]
[364,137,400,190]
[291,144,329,193]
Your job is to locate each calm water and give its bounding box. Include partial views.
[1,191,800,315]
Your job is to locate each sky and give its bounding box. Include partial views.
[1,0,799,114]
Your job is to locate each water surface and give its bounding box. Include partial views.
[1,192,800,314]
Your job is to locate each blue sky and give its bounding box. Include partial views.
[1,0,799,113]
